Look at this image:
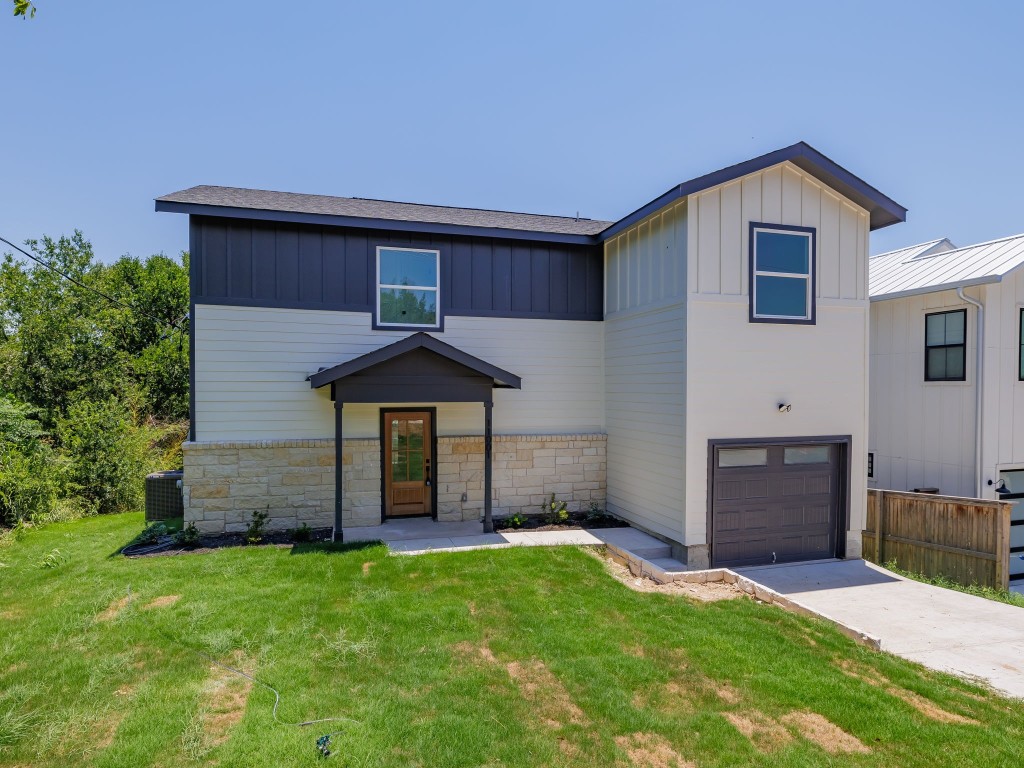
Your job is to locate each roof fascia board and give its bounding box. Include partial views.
[870,275,1002,302]
[599,142,907,242]
[154,200,601,246]
[308,333,522,390]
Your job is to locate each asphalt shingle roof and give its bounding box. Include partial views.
[156,185,613,237]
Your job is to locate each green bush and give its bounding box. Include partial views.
[57,398,151,514]
[0,397,68,525]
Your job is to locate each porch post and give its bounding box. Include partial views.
[333,400,344,543]
[483,399,494,534]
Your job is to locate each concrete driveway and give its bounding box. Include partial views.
[740,559,1024,698]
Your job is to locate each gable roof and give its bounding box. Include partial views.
[156,185,612,245]
[870,233,1024,301]
[869,237,957,261]
[308,332,521,390]
[598,141,908,240]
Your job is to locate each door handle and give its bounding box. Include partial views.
[425,458,431,487]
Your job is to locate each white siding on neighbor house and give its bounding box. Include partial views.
[603,201,688,542]
[979,273,1024,486]
[868,289,977,498]
[683,161,871,552]
[193,304,604,442]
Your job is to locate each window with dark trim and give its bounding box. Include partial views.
[749,223,816,324]
[867,452,874,479]
[1019,308,1024,381]
[924,309,966,382]
[375,246,441,330]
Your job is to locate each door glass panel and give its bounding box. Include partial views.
[718,448,768,468]
[784,445,831,465]
[392,450,408,481]
[391,420,401,450]
[407,420,424,450]
[407,450,424,481]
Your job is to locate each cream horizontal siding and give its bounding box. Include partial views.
[603,199,688,541]
[605,200,686,313]
[869,289,977,497]
[193,304,604,441]
[687,162,869,302]
[604,302,686,541]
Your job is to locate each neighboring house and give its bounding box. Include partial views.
[156,142,905,568]
[869,233,1024,588]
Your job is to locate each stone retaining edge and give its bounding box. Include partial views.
[602,542,882,651]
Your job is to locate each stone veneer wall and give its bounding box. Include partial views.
[182,434,606,533]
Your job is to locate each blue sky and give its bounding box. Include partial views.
[2,1,1022,262]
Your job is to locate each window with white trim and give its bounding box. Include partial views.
[375,247,440,328]
[749,223,816,323]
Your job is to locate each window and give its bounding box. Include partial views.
[924,309,966,381]
[718,448,768,467]
[867,452,874,479]
[784,445,831,465]
[375,247,440,329]
[749,223,815,324]
[1019,309,1024,381]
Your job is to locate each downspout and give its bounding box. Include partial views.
[957,286,984,497]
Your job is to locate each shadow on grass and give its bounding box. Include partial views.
[289,540,383,556]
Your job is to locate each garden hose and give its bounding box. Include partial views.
[121,585,357,758]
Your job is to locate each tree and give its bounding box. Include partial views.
[12,1,36,19]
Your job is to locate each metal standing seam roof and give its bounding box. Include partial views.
[156,185,612,237]
[870,233,1024,300]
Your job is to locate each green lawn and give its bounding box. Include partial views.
[1,514,1022,768]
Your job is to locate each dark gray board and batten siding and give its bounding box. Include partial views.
[189,216,604,321]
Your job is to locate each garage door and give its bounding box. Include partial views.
[711,442,841,568]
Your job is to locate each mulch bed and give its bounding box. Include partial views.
[493,514,629,533]
[123,527,335,558]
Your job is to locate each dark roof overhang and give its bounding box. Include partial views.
[308,332,521,403]
[598,141,908,241]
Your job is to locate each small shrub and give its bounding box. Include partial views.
[504,512,527,528]
[176,521,200,547]
[137,522,169,545]
[544,493,569,525]
[291,523,312,542]
[37,548,67,569]
[0,397,67,526]
[246,510,269,545]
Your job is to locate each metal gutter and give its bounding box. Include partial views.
[869,274,1002,302]
[957,286,985,498]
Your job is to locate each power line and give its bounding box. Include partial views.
[0,233,185,335]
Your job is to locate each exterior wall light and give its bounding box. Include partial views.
[777,403,792,413]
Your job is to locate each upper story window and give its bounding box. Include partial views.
[749,223,816,324]
[925,309,966,381]
[375,247,441,329]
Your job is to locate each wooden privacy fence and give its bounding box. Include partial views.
[864,489,1012,589]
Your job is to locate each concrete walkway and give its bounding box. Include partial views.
[342,518,676,557]
[739,559,1024,698]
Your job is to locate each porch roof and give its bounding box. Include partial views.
[307,332,522,403]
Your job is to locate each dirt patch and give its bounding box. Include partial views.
[94,711,124,749]
[468,601,477,615]
[837,660,978,724]
[622,644,646,658]
[199,655,254,750]
[505,659,587,727]
[723,711,792,751]
[0,608,23,621]
[452,641,497,664]
[780,711,870,754]
[713,680,742,705]
[594,551,742,602]
[143,595,180,609]
[615,732,694,768]
[362,561,374,576]
[97,596,131,622]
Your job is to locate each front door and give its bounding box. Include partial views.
[384,411,433,518]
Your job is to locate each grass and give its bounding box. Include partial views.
[0,514,1021,768]
[883,559,1024,608]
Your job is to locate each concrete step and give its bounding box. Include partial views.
[648,557,688,574]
